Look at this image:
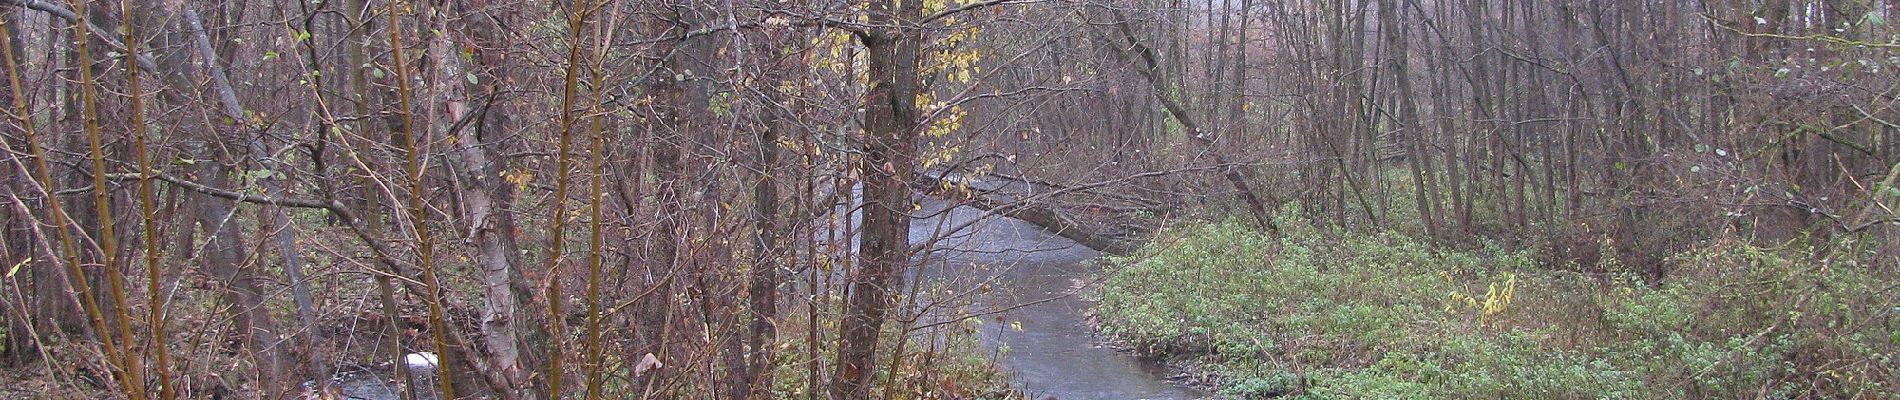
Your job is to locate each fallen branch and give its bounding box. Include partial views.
[925,177,1142,255]
[911,164,1233,255]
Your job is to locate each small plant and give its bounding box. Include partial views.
[1095,214,1899,399]
[1443,272,1516,328]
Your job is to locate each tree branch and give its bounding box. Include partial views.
[109,172,331,209]
[919,0,1033,26]
[0,0,162,73]
[109,171,418,276]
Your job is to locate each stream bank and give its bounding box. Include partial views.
[915,199,1205,399]
[322,199,1204,399]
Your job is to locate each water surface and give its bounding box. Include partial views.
[333,199,1203,400]
[916,200,1203,400]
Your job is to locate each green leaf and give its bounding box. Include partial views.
[6,258,26,278]
[262,50,279,61]
[466,73,479,84]
[294,30,312,42]
[371,67,386,79]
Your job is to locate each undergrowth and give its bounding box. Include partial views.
[767,302,1019,400]
[1095,209,1900,399]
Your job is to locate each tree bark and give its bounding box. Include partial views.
[440,1,544,396]
[1380,0,1440,242]
[743,22,796,394]
[913,173,1142,255]
[630,6,693,394]
[190,149,288,397]
[833,0,923,396]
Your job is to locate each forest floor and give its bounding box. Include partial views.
[1090,212,1899,399]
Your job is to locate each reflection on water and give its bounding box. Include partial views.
[328,199,1201,400]
[915,200,1204,400]
[321,366,434,400]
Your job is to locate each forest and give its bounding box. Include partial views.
[0,0,1895,398]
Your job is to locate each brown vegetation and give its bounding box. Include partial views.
[0,0,1892,398]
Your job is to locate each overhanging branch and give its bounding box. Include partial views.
[1,0,162,74]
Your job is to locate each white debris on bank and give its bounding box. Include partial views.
[404,352,438,372]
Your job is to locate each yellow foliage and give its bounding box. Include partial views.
[1443,272,1517,328]
[920,144,961,169]
[501,169,535,192]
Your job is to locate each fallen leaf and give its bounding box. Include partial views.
[633,353,663,376]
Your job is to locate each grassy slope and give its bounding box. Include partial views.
[1095,214,1899,399]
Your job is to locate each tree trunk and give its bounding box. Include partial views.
[1104,8,1281,237]
[833,0,923,395]
[191,149,288,397]
[633,7,692,394]
[441,1,544,395]
[0,8,47,365]
[1380,0,1440,242]
[743,22,797,394]
[0,185,36,367]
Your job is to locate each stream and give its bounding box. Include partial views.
[330,198,1201,399]
[916,199,1204,400]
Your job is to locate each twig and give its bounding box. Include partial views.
[0,0,162,73]
[1701,13,1900,49]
